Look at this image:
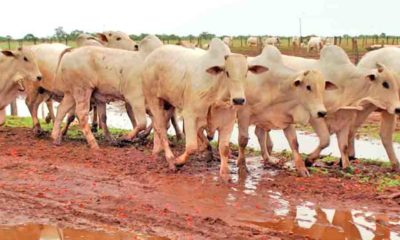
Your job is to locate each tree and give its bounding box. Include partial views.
[69,29,84,40]
[199,32,215,40]
[23,33,37,41]
[54,26,67,41]
[380,32,386,38]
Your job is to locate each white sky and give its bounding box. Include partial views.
[2,0,399,38]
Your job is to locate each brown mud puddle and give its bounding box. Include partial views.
[0,127,399,239]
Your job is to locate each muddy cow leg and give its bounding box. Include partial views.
[307,117,330,165]
[255,126,273,165]
[284,125,309,177]
[174,115,198,167]
[122,93,147,141]
[91,105,98,133]
[0,109,5,126]
[51,93,75,145]
[61,112,76,136]
[380,111,399,170]
[171,112,184,140]
[237,114,250,175]
[45,98,55,124]
[336,124,351,169]
[73,88,98,149]
[97,101,113,143]
[197,127,213,161]
[26,90,47,135]
[266,130,273,155]
[218,119,235,182]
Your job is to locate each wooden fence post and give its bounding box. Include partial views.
[353,38,359,64]
[10,100,18,116]
[7,39,11,49]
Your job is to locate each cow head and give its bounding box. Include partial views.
[97,31,138,51]
[1,48,42,91]
[360,63,400,114]
[293,70,336,118]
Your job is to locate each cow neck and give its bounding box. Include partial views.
[0,59,19,93]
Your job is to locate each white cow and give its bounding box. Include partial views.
[51,35,163,148]
[307,37,324,53]
[223,36,232,46]
[354,47,400,169]
[247,36,258,47]
[236,46,333,177]
[142,38,265,180]
[97,31,138,51]
[279,46,400,169]
[263,37,280,46]
[76,33,102,47]
[0,48,42,126]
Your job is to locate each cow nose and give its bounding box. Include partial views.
[317,111,327,118]
[395,108,400,114]
[232,98,245,105]
[36,76,42,81]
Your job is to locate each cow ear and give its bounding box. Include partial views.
[325,81,338,91]
[248,65,269,74]
[97,33,108,43]
[1,50,15,57]
[293,79,302,87]
[206,66,224,75]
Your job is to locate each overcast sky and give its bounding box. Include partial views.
[1,0,398,38]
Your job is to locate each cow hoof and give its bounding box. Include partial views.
[238,165,249,177]
[297,168,310,177]
[220,173,231,183]
[45,115,52,124]
[176,133,184,141]
[53,139,62,146]
[349,156,357,161]
[169,162,178,171]
[91,124,98,133]
[304,158,315,167]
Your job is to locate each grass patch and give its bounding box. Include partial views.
[377,176,400,191]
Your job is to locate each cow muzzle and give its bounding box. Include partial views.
[232,98,245,105]
[395,108,400,115]
[317,111,327,118]
[36,75,42,81]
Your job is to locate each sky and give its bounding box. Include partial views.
[1,0,399,38]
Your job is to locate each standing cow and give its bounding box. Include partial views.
[236,46,334,177]
[307,37,324,53]
[142,38,266,180]
[0,48,42,126]
[263,37,280,46]
[223,36,232,46]
[51,35,163,148]
[247,36,259,47]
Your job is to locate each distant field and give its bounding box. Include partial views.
[1,36,398,60]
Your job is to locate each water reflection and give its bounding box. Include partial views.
[243,206,400,240]
[0,224,167,240]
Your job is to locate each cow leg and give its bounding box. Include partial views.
[122,95,147,140]
[148,98,174,167]
[74,89,99,149]
[26,91,46,135]
[254,126,271,165]
[61,112,76,136]
[266,131,273,155]
[97,102,113,143]
[380,111,399,170]
[0,109,5,126]
[171,112,184,140]
[51,94,75,145]
[237,117,250,175]
[284,125,309,177]
[175,116,198,167]
[91,105,98,133]
[45,99,55,124]
[307,118,330,165]
[218,121,235,182]
[197,127,213,161]
[336,125,351,169]
[10,100,18,116]
[125,102,137,128]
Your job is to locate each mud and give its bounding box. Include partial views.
[0,127,399,239]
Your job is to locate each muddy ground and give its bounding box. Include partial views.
[0,125,399,239]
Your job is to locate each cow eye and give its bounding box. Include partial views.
[23,56,29,62]
[226,71,230,77]
[116,37,121,41]
[306,85,312,91]
[382,81,389,89]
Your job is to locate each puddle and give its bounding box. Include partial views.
[6,98,399,162]
[0,224,168,240]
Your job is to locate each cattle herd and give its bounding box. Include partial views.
[1,31,400,182]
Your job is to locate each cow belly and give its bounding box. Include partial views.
[252,111,292,130]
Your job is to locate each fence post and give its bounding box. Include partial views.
[353,38,359,64]
[7,39,11,49]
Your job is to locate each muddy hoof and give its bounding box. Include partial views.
[349,156,357,161]
[45,115,52,124]
[238,164,249,177]
[91,124,98,133]
[114,138,134,147]
[220,173,231,183]
[176,133,185,141]
[52,139,62,146]
[169,162,178,171]
[297,168,310,177]
[174,162,185,169]
[304,158,314,167]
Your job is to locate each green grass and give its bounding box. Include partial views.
[377,176,400,191]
